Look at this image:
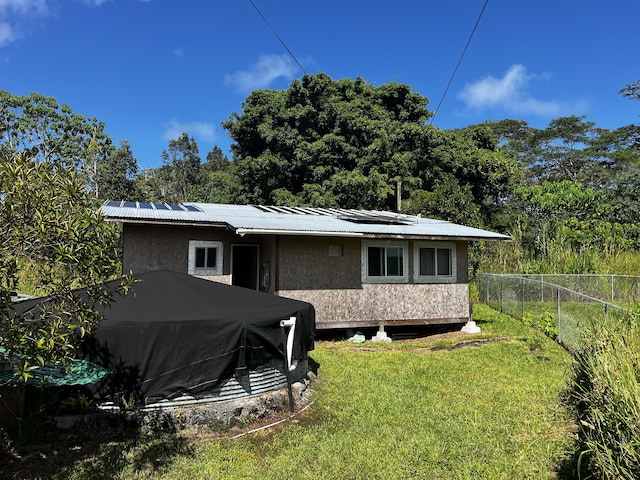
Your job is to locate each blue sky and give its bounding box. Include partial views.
[2,0,639,170]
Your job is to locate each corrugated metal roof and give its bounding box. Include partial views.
[100,201,510,241]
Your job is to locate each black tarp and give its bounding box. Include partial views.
[12,271,315,404]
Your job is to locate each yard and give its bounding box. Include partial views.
[4,305,578,479]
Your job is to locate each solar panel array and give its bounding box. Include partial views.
[104,200,202,212]
[251,205,416,225]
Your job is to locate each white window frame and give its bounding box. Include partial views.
[188,240,223,276]
[361,240,408,284]
[413,241,457,283]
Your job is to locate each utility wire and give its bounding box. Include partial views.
[249,0,308,75]
[430,0,489,124]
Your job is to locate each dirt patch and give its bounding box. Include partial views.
[412,336,512,352]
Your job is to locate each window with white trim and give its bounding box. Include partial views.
[188,240,223,275]
[413,242,456,283]
[362,241,408,283]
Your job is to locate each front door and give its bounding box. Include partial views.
[231,245,259,290]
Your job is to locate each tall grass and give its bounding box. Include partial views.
[569,309,640,479]
[478,229,640,276]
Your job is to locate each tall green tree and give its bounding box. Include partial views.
[0,90,113,188]
[0,153,132,381]
[223,73,520,224]
[159,133,202,203]
[223,73,433,209]
[191,146,239,203]
[96,140,140,201]
[527,115,604,184]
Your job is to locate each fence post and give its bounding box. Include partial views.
[500,278,504,313]
[486,276,489,305]
[611,275,614,303]
[557,286,561,344]
[521,277,525,320]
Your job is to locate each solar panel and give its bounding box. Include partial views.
[154,203,170,210]
[105,200,121,207]
[183,205,201,212]
[123,201,137,208]
[174,204,188,211]
[138,202,154,209]
[337,212,416,225]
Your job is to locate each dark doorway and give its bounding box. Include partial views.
[231,245,259,290]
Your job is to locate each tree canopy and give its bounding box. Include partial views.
[222,73,521,227]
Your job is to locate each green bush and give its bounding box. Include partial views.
[570,309,640,479]
[522,311,559,340]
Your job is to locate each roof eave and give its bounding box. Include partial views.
[105,217,229,229]
[235,228,364,238]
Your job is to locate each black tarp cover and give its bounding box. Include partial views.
[14,271,316,404]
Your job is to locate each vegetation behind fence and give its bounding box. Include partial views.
[477,274,639,352]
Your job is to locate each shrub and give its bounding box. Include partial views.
[522,311,559,340]
[569,309,640,479]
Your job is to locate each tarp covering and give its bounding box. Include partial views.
[11,271,316,404]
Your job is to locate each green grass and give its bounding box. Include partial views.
[495,300,630,352]
[46,305,576,480]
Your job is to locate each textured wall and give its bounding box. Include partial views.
[278,236,362,290]
[280,283,470,329]
[123,224,250,275]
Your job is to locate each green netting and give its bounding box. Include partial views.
[0,357,110,387]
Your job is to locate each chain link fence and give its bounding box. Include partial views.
[476,274,639,352]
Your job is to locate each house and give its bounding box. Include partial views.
[101,201,509,330]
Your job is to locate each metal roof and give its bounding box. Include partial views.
[100,201,510,241]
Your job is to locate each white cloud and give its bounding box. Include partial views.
[80,0,111,6]
[0,0,49,46]
[224,54,298,93]
[163,120,217,143]
[457,64,562,116]
[0,0,109,47]
[0,0,48,16]
[0,21,15,46]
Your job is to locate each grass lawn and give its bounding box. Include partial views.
[23,305,577,480]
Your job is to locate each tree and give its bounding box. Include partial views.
[191,146,239,203]
[223,73,521,224]
[527,116,605,184]
[0,153,132,381]
[223,73,433,208]
[96,140,140,201]
[620,80,640,102]
[159,133,202,203]
[0,90,113,190]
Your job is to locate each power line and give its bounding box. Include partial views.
[249,0,308,75]
[430,0,489,124]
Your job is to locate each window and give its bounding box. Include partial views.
[414,242,456,283]
[362,241,408,283]
[188,240,223,275]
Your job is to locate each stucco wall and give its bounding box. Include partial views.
[122,224,246,275]
[277,236,362,290]
[280,283,470,329]
[277,237,469,289]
